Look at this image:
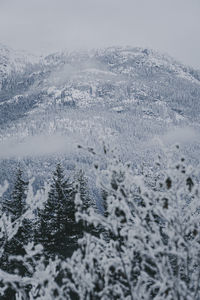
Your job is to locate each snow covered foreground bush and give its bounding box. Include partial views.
[65,147,200,300]
[0,147,200,299]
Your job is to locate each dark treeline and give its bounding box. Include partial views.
[0,163,100,299]
[0,164,96,280]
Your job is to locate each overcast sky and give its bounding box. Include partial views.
[0,0,199,68]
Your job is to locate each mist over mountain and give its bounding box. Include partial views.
[0,44,200,184]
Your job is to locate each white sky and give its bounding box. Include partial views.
[0,0,199,68]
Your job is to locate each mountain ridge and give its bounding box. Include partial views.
[0,44,200,184]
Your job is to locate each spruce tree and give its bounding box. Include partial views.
[74,169,92,212]
[10,168,28,220]
[74,169,99,237]
[7,168,30,252]
[2,168,31,275]
[38,164,82,257]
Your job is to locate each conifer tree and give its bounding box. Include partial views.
[74,169,92,212]
[38,164,82,257]
[74,169,100,237]
[2,168,31,276]
[10,168,28,220]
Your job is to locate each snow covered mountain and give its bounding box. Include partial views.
[1,45,200,123]
[0,45,200,183]
[0,43,40,90]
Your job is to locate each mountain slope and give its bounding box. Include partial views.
[0,45,200,184]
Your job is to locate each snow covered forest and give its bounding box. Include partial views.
[0,43,200,299]
[0,44,200,299]
[0,144,200,299]
[0,1,200,298]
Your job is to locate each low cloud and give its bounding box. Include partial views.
[0,134,77,159]
[162,127,198,145]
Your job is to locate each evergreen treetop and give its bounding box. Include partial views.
[11,167,28,220]
[38,163,82,257]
